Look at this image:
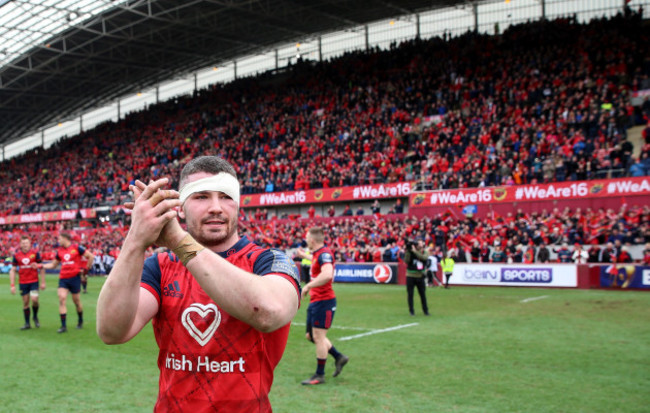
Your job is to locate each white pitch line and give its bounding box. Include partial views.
[338,323,419,341]
[291,322,370,331]
[520,295,549,303]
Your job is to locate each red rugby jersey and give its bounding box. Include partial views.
[308,245,336,303]
[12,249,42,284]
[140,236,300,413]
[56,244,87,279]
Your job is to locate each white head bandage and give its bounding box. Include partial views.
[179,173,240,205]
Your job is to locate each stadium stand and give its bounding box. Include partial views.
[1,15,649,215]
[1,14,650,265]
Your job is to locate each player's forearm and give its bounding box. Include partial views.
[9,269,16,285]
[42,262,56,270]
[305,273,332,289]
[96,242,146,343]
[86,254,95,270]
[305,264,333,289]
[298,251,313,260]
[186,251,298,333]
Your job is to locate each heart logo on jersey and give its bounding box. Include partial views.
[181,303,221,346]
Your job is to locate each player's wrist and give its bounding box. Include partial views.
[172,233,206,266]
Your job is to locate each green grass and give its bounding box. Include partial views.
[1,274,649,412]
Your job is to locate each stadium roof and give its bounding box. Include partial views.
[0,0,470,148]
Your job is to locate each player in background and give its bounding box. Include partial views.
[96,156,300,412]
[43,232,94,333]
[80,251,90,293]
[297,226,349,385]
[10,235,46,330]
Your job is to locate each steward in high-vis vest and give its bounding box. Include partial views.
[440,252,455,289]
[300,256,312,284]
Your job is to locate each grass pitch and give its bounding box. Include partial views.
[1,274,649,412]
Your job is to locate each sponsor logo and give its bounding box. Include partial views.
[412,194,425,205]
[335,266,380,282]
[590,183,603,194]
[21,258,30,265]
[182,303,221,346]
[64,254,71,261]
[493,187,507,201]
[242,196,251,206]
[332,189,342,199]
[314,190,323,200]
[163,280,184,298]
[500,268,552,283]
[463,268,498,282]
[165,353,246,373]
[373,264,392,283]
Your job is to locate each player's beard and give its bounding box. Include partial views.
[186,211,238,248]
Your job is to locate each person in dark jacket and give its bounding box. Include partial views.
[536,241,550,263]
[404,240,429,316]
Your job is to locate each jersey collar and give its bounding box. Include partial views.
[217,236,251,258]
[312,245,327,254]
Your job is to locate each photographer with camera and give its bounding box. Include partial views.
[404,240,429,316]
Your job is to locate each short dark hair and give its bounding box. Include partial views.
[20,235,31,241]
[59,232,72,240]
[179,156,237,190]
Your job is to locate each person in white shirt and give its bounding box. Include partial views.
[425,247,441,287]
[572,243,589,264]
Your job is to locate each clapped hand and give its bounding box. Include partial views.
[124,178,182,251]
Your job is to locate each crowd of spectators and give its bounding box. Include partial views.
[2,204,650,267]
[0,13,649,218]
[238,203,650,264]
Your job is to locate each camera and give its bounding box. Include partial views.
[406,240,416,251]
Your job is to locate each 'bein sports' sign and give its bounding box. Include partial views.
[452,264,577,287]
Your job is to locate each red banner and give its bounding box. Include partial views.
[240,182,412,208]
[410,177,650,208]
[0,208,96,226]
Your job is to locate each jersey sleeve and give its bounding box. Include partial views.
[318,251,334,266]
[253,249,301,297]
[78,245,87,255]
[12,255,18,266]
[141,254,163,303]
[35,252,42,263]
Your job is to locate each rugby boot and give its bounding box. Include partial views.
[301,374,325,385]
[333,355,349,377]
